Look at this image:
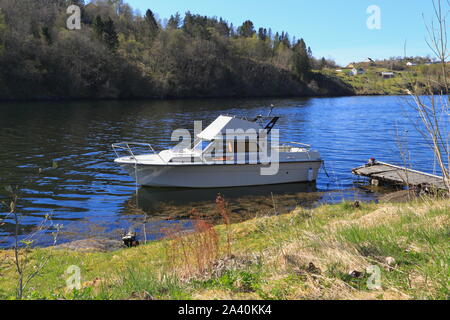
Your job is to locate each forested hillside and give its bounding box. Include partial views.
[0,0,353,100]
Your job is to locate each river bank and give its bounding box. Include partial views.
[0,66,440,103]
[0,71,354,102]
[1,197,448,300]
[319,65,449,96]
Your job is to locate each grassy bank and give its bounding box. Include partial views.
[0,198,448,300]
[318,64,450,96]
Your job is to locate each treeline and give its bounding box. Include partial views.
[0,0,352,100]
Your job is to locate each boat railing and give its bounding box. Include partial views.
[112,142,167,164]
[278,141,311,149]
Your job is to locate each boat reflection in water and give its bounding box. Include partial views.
[120,183,376,241]
[123,182,322,225]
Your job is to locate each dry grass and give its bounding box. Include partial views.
[161,195,234,279]
[162,214,219,278]
[197,199,449,300]
[0,198,448,300]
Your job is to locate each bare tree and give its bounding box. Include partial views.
[1,166,62,299]
[408,0,450,193]
[3,185,62,299]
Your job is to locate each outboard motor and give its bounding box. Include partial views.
[122,231,139,247]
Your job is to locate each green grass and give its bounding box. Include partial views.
[336,206,449,299]
[319,67,419,95]
[0,199,448,300]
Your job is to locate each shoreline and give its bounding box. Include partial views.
[0,92,414,105]
[0,185,381,250]
[1,196,447,300]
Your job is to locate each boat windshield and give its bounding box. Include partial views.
[201,140,211,150]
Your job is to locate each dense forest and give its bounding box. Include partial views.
[0,0,353,100]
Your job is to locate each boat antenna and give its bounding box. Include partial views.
[267,104,275,117]
[252,104,276,122]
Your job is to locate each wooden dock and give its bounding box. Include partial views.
[352,161,446,190]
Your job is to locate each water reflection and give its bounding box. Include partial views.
[126,183,320,222]
[113,182,376,245]
[0,96,444,247]
[121,182,377,227]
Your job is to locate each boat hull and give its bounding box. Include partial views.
[120,161,323,188]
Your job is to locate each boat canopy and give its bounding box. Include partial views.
[197,115,263,141]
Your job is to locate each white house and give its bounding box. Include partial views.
[348,68,365,76]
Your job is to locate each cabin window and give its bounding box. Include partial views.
[230,138,260,164]
[227,138,260,154]
[204,137,260,163]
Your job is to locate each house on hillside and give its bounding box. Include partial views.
[348,68,365,76]
[380,72,395,79]
[406,62,416,67]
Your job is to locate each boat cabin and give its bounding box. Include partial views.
[113,114,318,166]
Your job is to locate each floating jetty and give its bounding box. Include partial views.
[352,161,446,190]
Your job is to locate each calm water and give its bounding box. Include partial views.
[0,96,443,247]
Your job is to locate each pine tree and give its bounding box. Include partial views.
[292,38,311,79]
[145,9,159,38]
[229,23,236,37]
[103,17,119,51]
[280,31,290,47]
[93,15,104,39]
[216,18,230,37]
[320,57,327,69]
[258,27,267,41]
[273,31,280,48]
[168,12,181,29]
[237,20,255,38]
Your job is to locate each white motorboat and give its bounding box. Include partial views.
[112,114,322,188]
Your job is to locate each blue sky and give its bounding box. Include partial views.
[127,0,440,66]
